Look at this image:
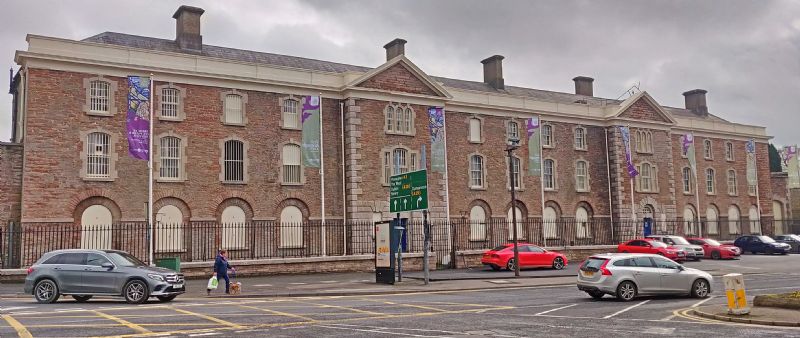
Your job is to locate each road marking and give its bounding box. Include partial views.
[252,284,272,287]
[321,280,339,284]
[297,301,383,316]
[690,296,715,308]
[602,300,650,319]
[188,333,220,337]
[289,282,307,285]
[93,310,151,334]
[326,323,467,335]
[315,324,446,337]
[169,307,244,329]
[376,300,448,313]
[234,304,316,322]
[535,303,577,315]
[1,314,33,338]
[0,306,34,312]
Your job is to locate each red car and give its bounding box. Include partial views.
[481,243,568,271]
[687,238,741,259]
[617,239,687,262]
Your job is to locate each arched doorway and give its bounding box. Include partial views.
[773,201,784,235]
[706,206,719,235]
[81,205,113,249]
[641,204,655,235]
[156,205,183,252]
[683,206,697,236]
[748,205,760,234]
[279,206,303,248]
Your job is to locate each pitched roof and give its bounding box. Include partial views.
[81,32,729,122]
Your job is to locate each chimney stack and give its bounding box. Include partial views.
[481,55,505,90]
[383,38,407,61]
[682,89,709,116]
[173,5,205,52]
[573,76,594,96]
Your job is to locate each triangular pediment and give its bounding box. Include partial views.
[347,56,451,98]
[609,91,676,124]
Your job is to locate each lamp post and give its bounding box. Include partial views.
[506,138,521,277]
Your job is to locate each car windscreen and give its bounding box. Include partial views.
[789,235,800,241]
[581,258,606,271]
[650,241,668,248]
[704,239,721,246]
[106,252,147,267]
[491,245,509,251]
[670,237,691,245]
[758,236,776,243]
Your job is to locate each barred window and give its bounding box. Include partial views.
[224,140,244,182]
[161,88,179,118]
[283,99,299,129]
[382,147,418,185]
[393,148,408,175]
[224,94,243,124]
[507,121,520,141]
[706,168,715,194]
[86,132,110,178]
[89,80,110,113]
[282,144,302,184]
[727,169,738,195]
[543,159,555,190]
[574,127,587,150]
[576,160,588,191]
[542,124,553,147]
[469,155,484,188]
[160,136,181,179]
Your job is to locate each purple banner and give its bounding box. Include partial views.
[127,76,151,160]
[617,126,639,177]
[428,107,446,173]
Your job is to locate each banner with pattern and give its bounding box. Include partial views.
[785,145,799,188]
[126,76,151,160]
[428,107,446,173]
[682,133,697,176]
[617,126,638,177]
[527,117,541,176]
[745,139,757,187]
[301,96,321,167]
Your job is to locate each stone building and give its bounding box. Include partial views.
[1,6,790,262]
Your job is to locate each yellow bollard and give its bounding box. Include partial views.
[723,273,750,315]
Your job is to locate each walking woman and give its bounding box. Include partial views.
[214,250,233,294]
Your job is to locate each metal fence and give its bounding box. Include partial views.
[2,218,799,268]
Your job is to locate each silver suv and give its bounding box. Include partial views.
[646,235,704,260]
[577,253,712,301]
[24,249,185,304]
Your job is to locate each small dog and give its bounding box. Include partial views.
[229,282,242,295]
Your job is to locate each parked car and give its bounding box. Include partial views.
[617,239,687,262]
[24,249,185,304]
[686,237,741,259]
[773,234,800,253]
[734,235,791,255]
[645,235,704,261]
[481,243,568,271]
[577,253,712,301]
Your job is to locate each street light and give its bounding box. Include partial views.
[506,138,521,277]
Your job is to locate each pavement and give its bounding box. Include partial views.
[692,304,800,327]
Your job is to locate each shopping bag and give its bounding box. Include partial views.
[207,276,218,290]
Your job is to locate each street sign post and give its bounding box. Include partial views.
[390,170,428,213]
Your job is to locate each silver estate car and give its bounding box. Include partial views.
[645,235,705,260]
[577,253,712,301]
[24,249,185,304]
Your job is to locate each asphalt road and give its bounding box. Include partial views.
[1,255,799,337]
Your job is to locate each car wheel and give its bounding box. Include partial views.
[123,280,149,304]
[587,291,604,300]
[71,295,92,303]
[490,264,501,271]
[506,259,516,271]
[621,251,629,253]
[552,257,565,270]
[711,251,721,260]
[691,279,710,298]
[751,251,757,255]
[615,281,637,301]
[34,279,60,304]
[157,295,177,302]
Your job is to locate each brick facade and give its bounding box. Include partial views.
[0,143,23,223]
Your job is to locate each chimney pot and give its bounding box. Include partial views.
[573,76,594,96]
[383,38,407,61]
[173,5,205,52]
[481,55,505,90]
[682,89,709,116]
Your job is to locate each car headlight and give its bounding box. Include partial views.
[148,274,165,282]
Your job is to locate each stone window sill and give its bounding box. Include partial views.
[281,126,302,131]
[281,182,304,186]
[576,189,591,193]
[543,145,554,149]
[469,186,486,191]
[86,111,114,117]
[221,180,247,185]
[158,116,184,122]
[575,148,588,152]
[222,121,247,127]
[469,140,484,144]
[385,131,416,137]
[83,177,114,182]
[157,178,187,183]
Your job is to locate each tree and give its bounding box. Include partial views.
[769,143,782,172]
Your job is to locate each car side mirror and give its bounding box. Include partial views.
[677,265,685,272]
[101,262,114,270]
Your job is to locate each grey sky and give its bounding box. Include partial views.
[2,0,798,145]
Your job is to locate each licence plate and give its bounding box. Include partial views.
[582,271,594,277]
[173,283,183,289]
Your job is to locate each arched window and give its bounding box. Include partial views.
[280,206,304,248]
[706,168,715,194]
[156,205,184,252]
[727,169,737,195]
[221,206,246,249]
[385,103,414,135]
[725,142,734,161]
[543,159,555,190]
[469,155,485,189]
[703,139,713,159]
[282,144,302,184]
[469,205,487,241]
[748,205,761,234]
[86,132,111,178]
[542,124,553,147]
[469,118,482,143]
[576,206,590,239]
[575,160,589,191]
[543,206,558,239]
[728,205,741,234]
[282,98,299,129]
[507,206,524,240]
[574,127,587,150]
[683,206,697,236]
[224,94,244,124]
[81,205,113,250]
[507,121,520,141]
[159,136,182,180]
[635,130,652,153]
[706,206,719,235]
[385,105,395,132]
[682,167,692,194]
[773,201,785,235]
[223,140,245,182]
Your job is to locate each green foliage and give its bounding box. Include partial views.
[769,144,782,172]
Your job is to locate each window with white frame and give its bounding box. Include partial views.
[542,124,553,147]
[469,118,482,143]
[159,136,181,179]
[382,147,418,185]
[725,142,734,161]
[682,167,692,194]
[161,88,179,118]
[221,205,246,249]
[727,169,737,195]
[703,139,712,159]
[86,132,111,178]
[543,206,557,239]
[223,140,245,182]
[706,206,719,235]
[282,98,300,129]
[510,156,522,190]
[155,205,184,252]
[706,168,715,194]
[637,163,657,192]
[282,144,302,184]
[543,159,555,190]
[469,205,487,241]
[748,205,761,234]
[279,206,304,248]
[385,103,414,135]
[575,160,589,191]
[574,127,587,150]
[507,121,520,141]
[89,80,110,113]
[507,206,524,240]
[469,155,485,189]
[224,94,244,124]
[636,130,653,153]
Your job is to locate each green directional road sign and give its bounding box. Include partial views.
[390,169,428,213]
